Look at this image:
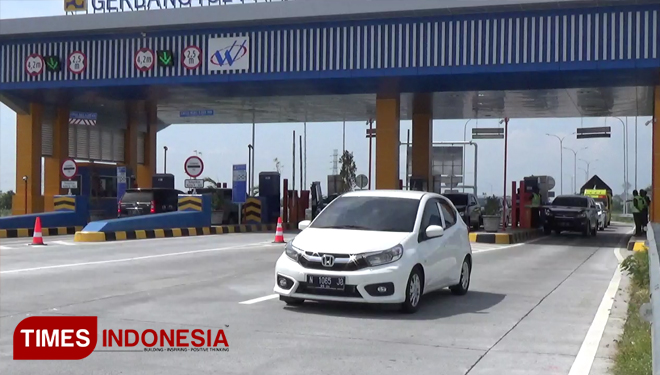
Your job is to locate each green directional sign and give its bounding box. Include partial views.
[45,55,61,73]
[157,50,174,68]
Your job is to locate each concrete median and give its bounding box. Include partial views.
[469,228,544,244]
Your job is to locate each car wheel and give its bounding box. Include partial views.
[591,222,597,236]
[401,267,424,314]
[582,222,590,237]
[544,226,552,235]
[450,258,471,296]
[279,296,304,306]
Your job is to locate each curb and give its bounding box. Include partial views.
[0,226,83,238]
[469,229,543,245]
[74,223,292,243]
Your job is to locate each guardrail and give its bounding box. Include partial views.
[646,224,660,375]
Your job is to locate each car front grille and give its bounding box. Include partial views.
[296,252,369,271]
[295,283,363,298]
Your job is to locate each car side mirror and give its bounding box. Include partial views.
[425,225,444,238]
[298,220,311,231]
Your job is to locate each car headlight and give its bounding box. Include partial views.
[578,211,587,218]
[459,212,465,216]
[284,241,300,260]
[545,209,553,216]
[364,245,404,267]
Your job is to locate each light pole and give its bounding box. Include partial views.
[163,146,168,174]
[546,133,569,195]
[462,119,474,192]
[579,167,588,183]
[22,175,28,214]
[607,117,628,212]
[579,158,598,180]
[248,144,254,194]
[563,146,588,193]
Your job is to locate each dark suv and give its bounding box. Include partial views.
[543,195,599,236]
[118,188,184,217]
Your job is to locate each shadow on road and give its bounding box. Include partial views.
[282,290,506,321]
[528,223,632,248]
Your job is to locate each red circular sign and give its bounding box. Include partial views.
[182,45,202,70]
[184,156,204,178]
[68,50,87,75]
[25,54,44,76]
[61,158,78,179]
[134,48,155,72]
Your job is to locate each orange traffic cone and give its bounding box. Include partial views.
[273,217,285,243]
[30,217,46,246]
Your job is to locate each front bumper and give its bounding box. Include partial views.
[273,253,410,304]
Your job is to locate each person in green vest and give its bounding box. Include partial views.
[632,190,644,235]
[531,187,541,228]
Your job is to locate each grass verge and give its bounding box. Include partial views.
[614,250,652,375]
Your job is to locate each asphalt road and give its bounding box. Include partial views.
[0,224,632,374]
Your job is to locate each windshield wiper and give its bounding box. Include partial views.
[316,225,370,230]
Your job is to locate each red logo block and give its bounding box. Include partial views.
[13,316,98,360]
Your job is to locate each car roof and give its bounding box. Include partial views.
[555,194,588,199]
[341,189,432,200]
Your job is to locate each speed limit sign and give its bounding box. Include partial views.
[182,45,202,70]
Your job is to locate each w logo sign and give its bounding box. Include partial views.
[208,37,250,72]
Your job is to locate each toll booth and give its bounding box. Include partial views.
[259,172,281,224]
[409,177,428,192]
[66,163,134,220]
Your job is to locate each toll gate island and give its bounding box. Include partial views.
[2,0,660,235]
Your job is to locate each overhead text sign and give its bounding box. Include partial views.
[87,0,290,13]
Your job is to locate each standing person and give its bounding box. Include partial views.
[641,189,650,232]
[531,187,541,228]
[632,190,642,235]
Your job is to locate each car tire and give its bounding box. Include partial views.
[582,222,590,237]
[544,226,552,235]
[591,223,597,236]
[450,257,471,296]
[401,267,424,314]
[280,296,304,306]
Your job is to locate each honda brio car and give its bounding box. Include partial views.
[273,190,473,313]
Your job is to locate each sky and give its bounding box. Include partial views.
[0,0,654,197]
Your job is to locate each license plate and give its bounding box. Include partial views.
[307,275,345,291]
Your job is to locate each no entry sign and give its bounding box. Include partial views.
[184,156,204,178]
[61,159,78,179]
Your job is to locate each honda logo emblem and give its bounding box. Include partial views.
[321,254,335,267]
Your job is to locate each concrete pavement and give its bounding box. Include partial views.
[0,224,632,374]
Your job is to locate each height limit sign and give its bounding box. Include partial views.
[182,46,202,70]
[184,156,204,178]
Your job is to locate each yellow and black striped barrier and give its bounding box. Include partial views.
[74,223,294,242]
[0,226,83,238]
[244,197,262,224]
[469,229,544,244]
[178,195,203,211]
[54,196,76,211]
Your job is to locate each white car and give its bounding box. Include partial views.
[595,202,606,231]
[273,190,473,313]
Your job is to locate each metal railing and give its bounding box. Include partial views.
[646,224,660,375]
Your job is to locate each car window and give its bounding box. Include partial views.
[443,194,468,206]
[438,199,457,228]
[552,197,589,207]
[121,191,153,203]
[310,196,420,232]
[477,197,487,207]
[420,199,443,230]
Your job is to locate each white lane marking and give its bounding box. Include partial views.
[239,294,279,305]
[0,246,11,250]
[567,242,629,375]
[0,242,274,275]
[472,234,549,253]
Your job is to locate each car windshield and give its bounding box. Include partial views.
[552,197,589,207]
[477,197,487,207]
[443,194,468,206]
[310,196,420,232]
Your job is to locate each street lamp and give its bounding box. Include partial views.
[606,117,628,211]
[579,158,598,179]
[22,175,28,214]
[462,119,474,192]
[563,146,588,193]
[163,146,168,174]
[546,133,570,195]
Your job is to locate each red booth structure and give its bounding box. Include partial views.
[511,180,533,229]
